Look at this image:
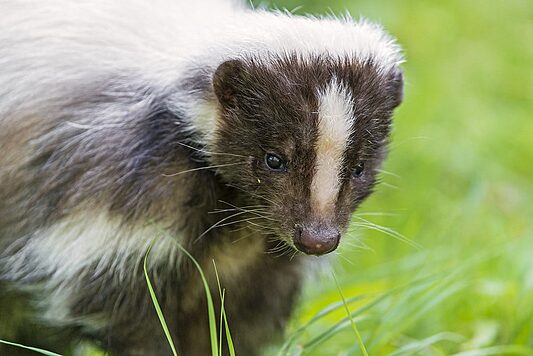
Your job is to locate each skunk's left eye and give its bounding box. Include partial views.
[352,162,365,178]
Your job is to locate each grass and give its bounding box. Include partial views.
[143,242,178,356]
[144,236,236,356]
[0,340,61,356]
[332,273,368,356]
[213,261,236,356]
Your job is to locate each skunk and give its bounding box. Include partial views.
[0,0,404,354]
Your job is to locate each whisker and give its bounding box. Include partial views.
[267,240,298,259]
[389,136,429,150]
[193,210,251,243]
[267,240,287,253]
[245,220,271,230]
[219,200,277,214]
[230,230,260,243]
[224,184,280,208]
[335,252,355,266]
[341,239,374,253]
[162,162,247,177]
[175,141,249,158]
[209,208,272,218]
[289,250,300,261]
[380,182,400,190]
[350,217,422,250]
[211,210,272,220]
[242,211,275,221]
[376,169,401,179]
[215,216,269,229]
[353,212,400,217]
[209,205,269,214]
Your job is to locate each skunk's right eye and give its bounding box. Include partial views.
[352,161,365,178]
[265,153,285,171]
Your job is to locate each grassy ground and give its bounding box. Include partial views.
[257,0,533,354]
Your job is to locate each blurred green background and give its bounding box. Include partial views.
[254,0,533,354]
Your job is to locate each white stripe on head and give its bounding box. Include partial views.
[311,78,354,216]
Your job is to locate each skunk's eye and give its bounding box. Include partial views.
[265,153,285,171]
[352,162,365,178]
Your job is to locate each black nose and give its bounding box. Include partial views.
[294,225,340,255]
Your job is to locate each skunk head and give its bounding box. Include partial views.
[207,54,403,256]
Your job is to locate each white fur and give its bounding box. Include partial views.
[5,213,180,288]
[4,211,265,323]
[0,0,403,143]
[311,79,355,216]
[2,212,183,323]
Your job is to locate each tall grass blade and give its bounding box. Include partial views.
[389,332,465,355]
[213,260,236,356]
[304,316,369,354]
[332,272,368,356]
[302,275,441,352]
[143,243,178,356]
[0,340,62,356]
[172,241,219,356]
[222,309,236,356]
[219,289,225,356]
[452,345,533,356]
[278,294,368,355]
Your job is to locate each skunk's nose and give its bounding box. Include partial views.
[294,225,340,255]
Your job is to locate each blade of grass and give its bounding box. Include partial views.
[0,340,62,356]
[365,249,503,350]
[452,345,533,356]
[332,272,368,356]
[280,273,443,354]
[143,242,178,356]
[222,308,236,356]
[389,332,466,355]
[171,240,219,356]
[369,281,466,350]
[305,316,369,354]
[219,289,225,356]
[278,273,442,356]
[213,260,236,356]
[278,294,369,355]
[302,275,442,352]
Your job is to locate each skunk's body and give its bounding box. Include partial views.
[0,0,404,354]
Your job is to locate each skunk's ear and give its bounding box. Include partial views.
[213,59,245,108]
[389,69,404,109]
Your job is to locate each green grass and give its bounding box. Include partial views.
[144,235,236,356]
[332,272,368,356]
[213,260,236,356]
[143,242,178,356]
[0,340,62,356]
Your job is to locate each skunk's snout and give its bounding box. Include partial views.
[294,224,340,256]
